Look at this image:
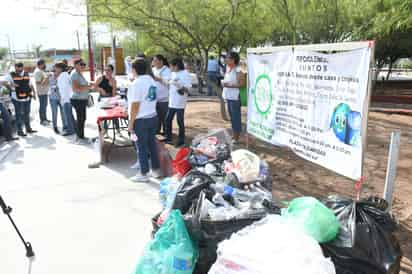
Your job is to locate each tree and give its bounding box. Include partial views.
[350,0,412,79]
[89,0,250,74]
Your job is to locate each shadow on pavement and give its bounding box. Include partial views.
[24,135,57,150]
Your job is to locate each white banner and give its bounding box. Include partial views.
[247,47,371,180]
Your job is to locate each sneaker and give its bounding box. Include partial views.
[6,136,19,142]
[62,131,75,136]
[150,170,162,179]
[17,131,27,137]
[26,129,37,134]
[76,137,91,145]
[40,120,48,126]
[130,173,149,183]
[54,127,60,134]
[130,161,141,169]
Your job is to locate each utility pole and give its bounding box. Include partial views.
[86,0,95,81]
[111,32,116,75]
[6,34,12,60]
[76,30,81,52]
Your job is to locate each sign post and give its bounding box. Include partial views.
[383,131,401,211]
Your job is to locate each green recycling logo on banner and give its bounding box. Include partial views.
[252,73,272,116]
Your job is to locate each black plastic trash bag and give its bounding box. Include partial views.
[184,190,278,244]
[321,196,402,274]
[172,171,215,214]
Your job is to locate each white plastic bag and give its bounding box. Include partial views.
[230,149,261,182]
[208,215,336,274]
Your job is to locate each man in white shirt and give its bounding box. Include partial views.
[54,62,75,136]
[128,59,161,182]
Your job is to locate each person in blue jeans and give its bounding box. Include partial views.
[9,62,37,137]
[55,62,75,136]
[34,59,50,125]
[48,68,64,134]
[207,55,219,96]
[222,52,245,144]
[128,58,161,182]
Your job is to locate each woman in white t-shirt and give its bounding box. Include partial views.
[128,59,161,182]
[164,58,192,147]
[152,54,171,135]
[222,52,246,143]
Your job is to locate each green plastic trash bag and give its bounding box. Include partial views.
[282,197,340,243]
[135,210,198,274]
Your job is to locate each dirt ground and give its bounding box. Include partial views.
[183,100,412,274]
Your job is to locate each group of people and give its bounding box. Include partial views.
[0,58,113,144]
[0,51,245,183]
[126,55,193,181]
[126,52,245,181]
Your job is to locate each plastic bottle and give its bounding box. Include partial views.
[159,178,171,208]
[211,184,257,202]
[158,179,183,222]
[259,160,270,180]
[212,193,231,208]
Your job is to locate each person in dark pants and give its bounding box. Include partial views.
[8,62,37,137]
[128,58,161,182]
[222,52,245,144]
[165,58,192,147]
[70,59,93,143]
[152,54,171,135]
[0,102,18,142]
[95,64,118,131]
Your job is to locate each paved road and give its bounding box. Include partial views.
[0,106,161,274]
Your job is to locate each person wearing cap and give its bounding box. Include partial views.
[70,59,93,142]
[55,62,75,136]
[7,62,37,137]
[34,59,50,125]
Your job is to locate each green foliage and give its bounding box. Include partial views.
[87,0,412,72]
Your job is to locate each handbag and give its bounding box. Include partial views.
[87,93,94,108]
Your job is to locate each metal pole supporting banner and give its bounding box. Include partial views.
[383,131,401,211]
[86,1,95,81]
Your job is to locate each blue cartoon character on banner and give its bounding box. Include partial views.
[146,85,157,101]
[347,111,362,147]
[330,103,362,147]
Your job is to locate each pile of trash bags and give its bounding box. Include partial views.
[134,129,402,274]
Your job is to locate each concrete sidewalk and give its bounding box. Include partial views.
[0,108,161,274]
